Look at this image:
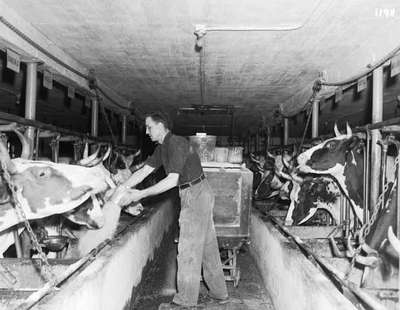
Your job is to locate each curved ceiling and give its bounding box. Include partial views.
[3,0,400,136]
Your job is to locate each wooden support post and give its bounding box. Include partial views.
[370,66,383,211]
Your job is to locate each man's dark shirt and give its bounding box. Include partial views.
[145,132,204,185]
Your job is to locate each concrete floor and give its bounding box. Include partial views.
[134,244,274,310]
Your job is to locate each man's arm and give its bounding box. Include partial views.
[140,173,179,198]
[122,164,155,189]
[117,173,179,206]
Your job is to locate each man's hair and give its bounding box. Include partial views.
[145,111,171,129]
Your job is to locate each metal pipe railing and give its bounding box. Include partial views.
[0,111,136,151]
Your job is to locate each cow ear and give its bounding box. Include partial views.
[346,136,361,150]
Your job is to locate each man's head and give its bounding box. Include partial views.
[145,112,170,143]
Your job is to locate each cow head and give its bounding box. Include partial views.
[63,194,105,229]
[296,123,364,221]
[0,131,114,232]
[285,177,340,225]
[297,123,363,175]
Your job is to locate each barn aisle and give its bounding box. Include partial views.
[134,243,274,309]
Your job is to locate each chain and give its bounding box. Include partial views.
[361,155,399,239]
[0,162,57,283]
[344,154,399,279]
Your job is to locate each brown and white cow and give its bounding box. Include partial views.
[0,131,114,233]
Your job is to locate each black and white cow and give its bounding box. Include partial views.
[285,176,342,225]
[296,123,365,222]
[250,151,295,200]
[296,123,398,282]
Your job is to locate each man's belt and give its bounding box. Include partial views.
[179,174,205,190]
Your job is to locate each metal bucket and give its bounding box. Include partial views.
[214,147,229,162]
[228,147,244,163]
[189,135,216,162]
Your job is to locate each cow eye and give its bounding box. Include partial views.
[325,141,337,151]
[38,168,50,178]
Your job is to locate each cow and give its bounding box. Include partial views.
[285,176,342,225]
[296,123,398,285]
[250,152,295,200]
[64,199,143,258]
[0,125,115,257]
[296,123,365,222]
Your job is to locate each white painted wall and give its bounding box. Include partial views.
[249,209,357,310]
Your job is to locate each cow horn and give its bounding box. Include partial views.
[334,123,341,137]
[267,152,276,160]
[346,122,352,137]
[102,145,112,162]
[13,129,31,159]
[0,123,31,159]
[77,146,100,166]
[133,149,141,158]
[388,226,400,255]
[84,156,103,167]
[83,142,89,158]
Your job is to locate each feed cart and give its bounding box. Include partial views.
[203,162,253,287]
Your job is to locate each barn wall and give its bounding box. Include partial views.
[249,209,356,310]
[33,194,178,310]
[286,66,400,140]
[0,50,139,144]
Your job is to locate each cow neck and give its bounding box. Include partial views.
[336,149,364,214]
[0,204,21,232]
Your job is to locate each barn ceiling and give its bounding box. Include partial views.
[1,0,400,136]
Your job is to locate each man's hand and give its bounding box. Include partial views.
[119,189,144,207]
[108,186,128,206]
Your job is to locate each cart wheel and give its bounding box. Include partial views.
[233,269,240,287]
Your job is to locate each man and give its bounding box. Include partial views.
[111,112,228,309]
